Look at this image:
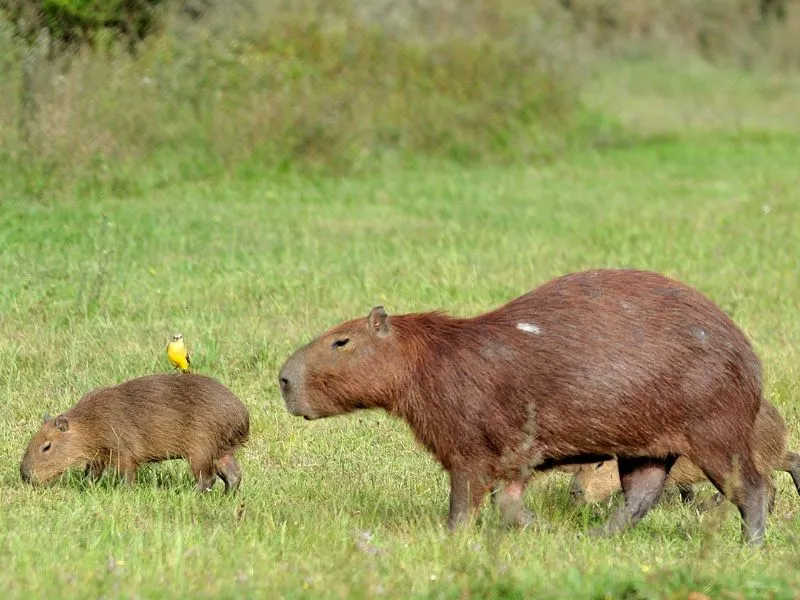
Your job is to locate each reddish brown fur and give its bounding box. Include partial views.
[20,373,249,492]
[570,401,800,506]
[279,269,768,543]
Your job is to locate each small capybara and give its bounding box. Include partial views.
[278,269,769,544]
[570,401,800,507]
[20,373,249,492]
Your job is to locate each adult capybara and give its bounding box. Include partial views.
[570,401,800,507]
[278,269,768,544]
[20,373,249,492]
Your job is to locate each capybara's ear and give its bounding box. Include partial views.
[367,306,390,337]
[43,413,52,424]
[54,415,69,432]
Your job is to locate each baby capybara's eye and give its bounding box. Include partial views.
[332,338,350,348]
[41,442,52,454]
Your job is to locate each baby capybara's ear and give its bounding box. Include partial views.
[54,415,69,432]
[367,306,390,337]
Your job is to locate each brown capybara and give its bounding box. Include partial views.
[570,401,800,508]
[20,373,249,492]
[278,269,769,544]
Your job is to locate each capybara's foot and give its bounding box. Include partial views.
[513,509,551,532]
[215,453,242,493]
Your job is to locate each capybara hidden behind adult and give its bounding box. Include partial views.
[570,401,800,507]
[20,373,249,492]
[278,269,769,544]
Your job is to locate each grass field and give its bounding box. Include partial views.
[3,57,800,598]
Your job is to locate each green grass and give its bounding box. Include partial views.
[3,120,800,596]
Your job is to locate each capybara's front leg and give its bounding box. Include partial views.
[590,457,673,537]
[84,449,109,483]
[191,457,217,493]
[114,455,138,486]
[447,470,488,530]
[491,481,539,528]
[85,458,107,483]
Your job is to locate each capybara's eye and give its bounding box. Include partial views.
[41,442,52,453]
[332,338,350,348]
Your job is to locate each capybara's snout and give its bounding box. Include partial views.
[278,352,311,418]
[20,462,31,484]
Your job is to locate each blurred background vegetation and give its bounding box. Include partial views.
[1,0,798,200]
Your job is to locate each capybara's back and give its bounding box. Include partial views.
[20,373,249,492]
[279,269,768,543]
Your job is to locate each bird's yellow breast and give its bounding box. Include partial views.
[167,339,190,371]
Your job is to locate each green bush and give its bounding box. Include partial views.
[0,0,166,52]
[1,0,799,200]
[0,1,589,198]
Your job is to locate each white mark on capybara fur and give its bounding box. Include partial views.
[516,322,542,334]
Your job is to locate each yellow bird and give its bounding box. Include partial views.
[166,332,191,373]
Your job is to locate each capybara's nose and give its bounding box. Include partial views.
[569,484,582,503]
[20,464,31,484]
[279,375,290,396]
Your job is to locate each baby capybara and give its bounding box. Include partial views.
[570,401,800,507]
[278,269,768,544]
[20,373,249,492]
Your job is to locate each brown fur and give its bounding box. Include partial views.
[570,401,800,507]
[279,269,768,543]
[20,373,249,492]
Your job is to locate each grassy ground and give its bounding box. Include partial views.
[3,61,800,598]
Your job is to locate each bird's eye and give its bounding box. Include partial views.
[41,442,52,454]
[332,338,350,348]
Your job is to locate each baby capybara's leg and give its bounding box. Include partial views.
[780,451,800,497]
[214,452,242,493]
[491,481,537,527]
[694,451,767,545]
[447,470,489,530]
[592,457,674,537]
[676,484,695,504]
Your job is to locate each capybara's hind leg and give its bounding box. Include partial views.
[736,478,767,545]
[591,457,674,537]
[696,453,767,545]
[491,480,538,528]
[214,452,242,493]
[447,470,489,530]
